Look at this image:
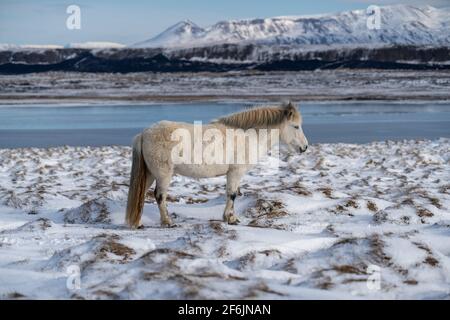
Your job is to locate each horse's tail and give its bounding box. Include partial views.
[126,134,148,228]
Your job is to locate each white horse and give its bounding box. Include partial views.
[125,102,308,228]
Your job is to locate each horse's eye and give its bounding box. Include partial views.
[293,125,299,129]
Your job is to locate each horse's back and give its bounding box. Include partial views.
[140,121,230,178]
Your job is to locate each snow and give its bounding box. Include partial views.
[0,138,449,299]
[0,42,125,51]
[0,44,64,51]
[133,5,450,48]
[133,20,205,49]
[65,42,126,49]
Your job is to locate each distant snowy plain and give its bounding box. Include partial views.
[1,70,450,103]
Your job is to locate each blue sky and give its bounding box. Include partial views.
[0,0,448,45]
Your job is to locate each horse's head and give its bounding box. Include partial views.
[279,102,308,154]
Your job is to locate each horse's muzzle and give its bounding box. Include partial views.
[299,145,308,153]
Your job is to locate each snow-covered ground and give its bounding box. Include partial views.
[0,139,449,299]
[1,70,450,103]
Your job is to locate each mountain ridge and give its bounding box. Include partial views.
[2,5,449,51]
[133,4,450,48]
[1,44,449,74]
[1,4,449,73]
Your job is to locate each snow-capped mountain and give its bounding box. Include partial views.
[133,20,205,48]
[133,5,450,48]
[1,4,450,74]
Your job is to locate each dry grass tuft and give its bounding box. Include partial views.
[247,199,288,229]
[64,199,110,224]
[318,187,333,198]
[289,182,312,196]
[345,199,359,209]
[208,221,225,235]
[370,234,391,265]
[416,207,433,218]
[244,282,285,298]
[333,264,367,275]
[427,197,442,209]
[98,238,135,262]
[367,201,378,212]
[424,256,439,267]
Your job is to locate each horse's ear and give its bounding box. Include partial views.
[284,101,296,119]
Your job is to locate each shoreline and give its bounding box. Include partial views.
[1,101,449,148]
[1,137,448,151]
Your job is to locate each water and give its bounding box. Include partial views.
[0,102,449,148]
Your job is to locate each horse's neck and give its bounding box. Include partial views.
[219,123,281,159]
[255,126,281,157]
[260,125,281,143]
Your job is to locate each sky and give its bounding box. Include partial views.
[0,0,448,45]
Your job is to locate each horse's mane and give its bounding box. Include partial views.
[214,102,299,129]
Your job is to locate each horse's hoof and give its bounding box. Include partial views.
[226,215,240,225]
[161,220,175,228]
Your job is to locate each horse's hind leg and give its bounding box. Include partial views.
[154,174,174,227]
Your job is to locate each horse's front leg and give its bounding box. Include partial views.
[223,169,244,225]
[154,174,174,227]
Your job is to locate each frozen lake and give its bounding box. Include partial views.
[0,101,449,148]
